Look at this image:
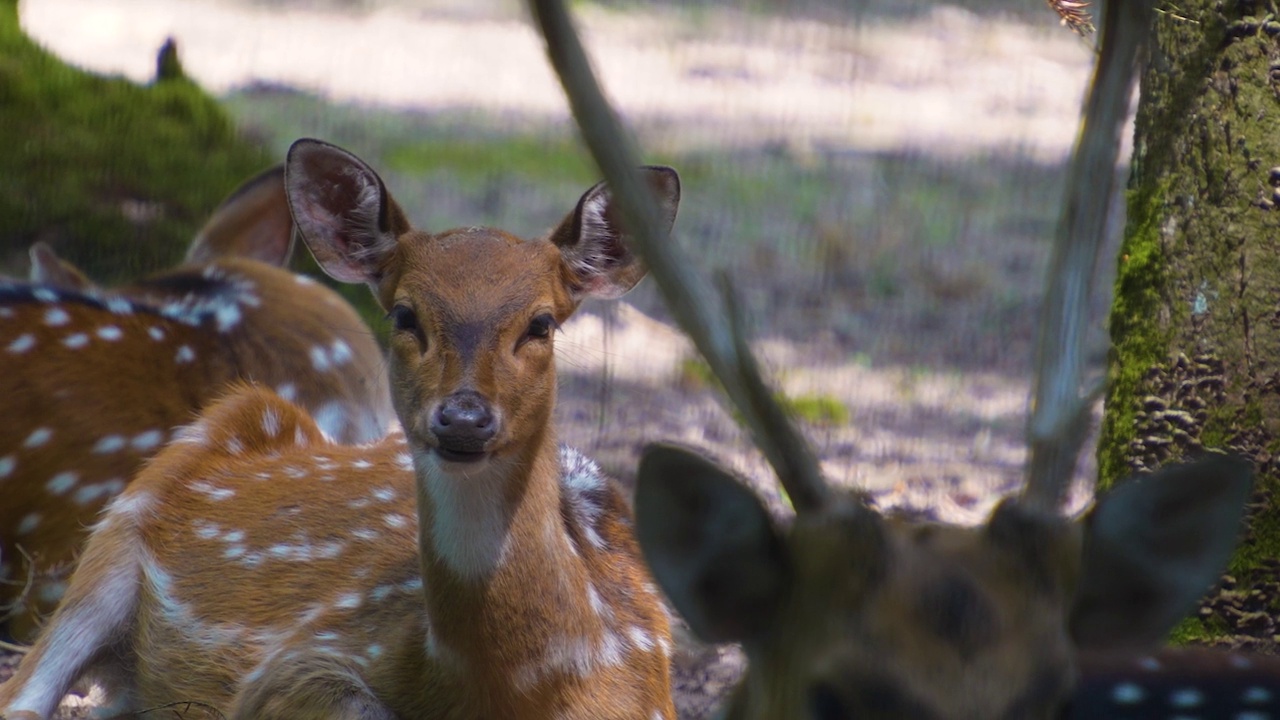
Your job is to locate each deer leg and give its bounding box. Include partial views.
[232,653,395,720]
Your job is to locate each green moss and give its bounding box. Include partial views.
[0,9,270,283]
[1097,183,1175,490]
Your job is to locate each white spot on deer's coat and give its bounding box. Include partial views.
[295,274,316,285]
[352,459,373,470]
[191,481,235,501]
[96,326,123,341]
[627,626,655,652]
[93,435,126,454]
[310,345,331,371]
[366,644,383,658]
[395,452,413,471]
[32,288,58,303]
[172,421,208,446]
[372,487,395,502]
[1169,688,1204,708]
[313,401,349,442]
[131,430,164,452]
[330,339,353,365]
[1242,687,1272,704]
[17,513,40,534]
[334,593,362,610]
[224,545,246,560]
[175,345,196,363]
[383,513,408,529]
[215,303,242,332]
[194,522,222,540]
[148,326,165,341]
[25,427,53,447]
[44,307,70,326]
[7,333,35,353]
[353,528,379,541]
[73,479,125,506]
[262,408,281,437]
[0,455,14,478]
[1110,683,1144,705]
[0,307,10,318]
[106,298,133,315]
[102,490,156,524]
[45,471,79,491]
[62,332,89,348]
[276,383,297,401]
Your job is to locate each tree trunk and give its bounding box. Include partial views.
[1100,0,1280,645]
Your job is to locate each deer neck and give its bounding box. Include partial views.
[412,426,602,657]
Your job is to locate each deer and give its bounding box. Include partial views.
[0,165,393,643]
[0,138,679,720]
[526,0,1280,717]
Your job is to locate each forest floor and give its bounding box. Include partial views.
[8,0,1120,716]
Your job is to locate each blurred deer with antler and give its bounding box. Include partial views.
[529,0,1277,717]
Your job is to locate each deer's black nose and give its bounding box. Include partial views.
[431,391,495,460]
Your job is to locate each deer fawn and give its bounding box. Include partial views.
[0,139,678,720]
[525,0,1276,717]
[0,166,393,642]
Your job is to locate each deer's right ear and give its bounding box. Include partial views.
[285,139,409,285]
[1069,454,1253,650]
[635,443,789,645]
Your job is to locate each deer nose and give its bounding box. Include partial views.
[430,391,496,458]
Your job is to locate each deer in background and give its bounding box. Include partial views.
[0,165,393,643]
[0,138,678,720]
[529,0,1280,717]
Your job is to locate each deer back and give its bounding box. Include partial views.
[0,166,392,642]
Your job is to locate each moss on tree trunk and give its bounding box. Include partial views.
[1100,0,1280,645]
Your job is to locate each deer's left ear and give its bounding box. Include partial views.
[549,166,680,300]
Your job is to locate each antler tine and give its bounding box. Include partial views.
[1023,0,1152,512]
[528,0,830,513]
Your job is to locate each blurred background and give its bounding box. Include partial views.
[11,0,1117,524]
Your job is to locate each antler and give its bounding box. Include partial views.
[1022,0,1151,510]
[528,0,830,513]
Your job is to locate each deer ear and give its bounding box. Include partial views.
[1069,454,1253,650]
[635,443,788,645]
[549,166,679,300]
[285,139,409,286]
[28,242,95,293]
[186,166,296,267]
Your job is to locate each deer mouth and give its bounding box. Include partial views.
[434,445,488,464]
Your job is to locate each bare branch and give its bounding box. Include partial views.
[527,0,829,513]
[1023,0,1152,510]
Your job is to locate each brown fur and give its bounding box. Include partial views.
[0,140,678,719]
[0,167,391,642]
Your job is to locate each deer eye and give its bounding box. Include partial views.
[525,314,557,341]
[389,305,418,333]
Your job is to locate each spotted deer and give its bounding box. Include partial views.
[528,0,1274,717]
[0,166,393,642]
[0,138,677,720]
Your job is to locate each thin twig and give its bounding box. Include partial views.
[527,0,829,512]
